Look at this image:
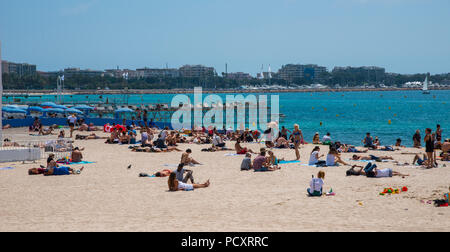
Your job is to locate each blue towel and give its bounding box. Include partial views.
[0,167,14,171]
[278,160,301,164]
[69,161,95,165]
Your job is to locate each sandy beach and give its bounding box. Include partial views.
[0,127,449,232]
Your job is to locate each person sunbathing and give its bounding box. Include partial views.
[105,129,120,144]
[181,149,201,165]
[267,150,284,168]
[345,165,367,176]
[39,125,54,135]
[168,172,210,191]
[312,132,321,144]
[275,137,290,149]
[235,139,255,154]
[412,154,428,166]
[366,165,409,178]
[44,166,84,176]
[352,154,394,161]
[131,146,180,153]
[76,133,107,140]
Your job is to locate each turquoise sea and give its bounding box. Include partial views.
[3,90,449,147]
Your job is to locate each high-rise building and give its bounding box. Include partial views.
[135,68,180,78]
[225,72,253,80]
[277,64,327,82]
[1,61,36,76]
[179,65,215,78]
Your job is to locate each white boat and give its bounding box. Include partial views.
[423,76,430,94]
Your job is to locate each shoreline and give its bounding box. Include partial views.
[3,87,450,96]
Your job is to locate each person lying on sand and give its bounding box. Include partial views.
[168,172,210,191]
[352,154,394,162]
[181,149,201,165]
[346,165,367,176]
[235,139,255,155]
[275,136,290,149]
[76,133,108,140]
[366,166,409,178]
[131,146,180,153]
[44,166,84,176]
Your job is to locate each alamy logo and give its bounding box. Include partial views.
[171,87,280,134]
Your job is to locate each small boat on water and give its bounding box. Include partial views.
[423,76,430,94]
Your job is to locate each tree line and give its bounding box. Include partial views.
[2,72,449,90]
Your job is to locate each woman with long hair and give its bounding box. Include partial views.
[292,124,304,160]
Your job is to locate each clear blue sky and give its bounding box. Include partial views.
[1,0,449,75]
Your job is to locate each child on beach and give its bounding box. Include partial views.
[307,171,325,197]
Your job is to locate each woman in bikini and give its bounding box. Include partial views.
[292,124,303,160]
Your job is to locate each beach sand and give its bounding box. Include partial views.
[0,127,449,232]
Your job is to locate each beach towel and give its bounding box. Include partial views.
[224,153,243,157]
[278,160,301,164]
[348,159,390,163]
[163,164,200,167]
[57,161,95,165]
[300,164,318,167]
[0,167,14,171]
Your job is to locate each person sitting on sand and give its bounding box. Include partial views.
[39,125,54,135]
[267,150,284,168]
[309,146,325,166]
[312,132,321,144]
[174,163,195,184]
[235,139,255,155]
[119,131,131,144]
[326,147,349,166]
[29,117,41,132]
[168,172,210,191]
[307,171,325,197]
[362,133,375,149]
[241,153,253,171]
[253,148,280,172]
[212,132,226,148]
[322,133,332,145]
[71,147,83,163]
[105,128,120,144]
[412,154,428,166]
[352,154,394,162]
[373,136,381,148]
[181,149,201,165]
[395,138,405,148]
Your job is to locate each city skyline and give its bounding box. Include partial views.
[1,0,450,75]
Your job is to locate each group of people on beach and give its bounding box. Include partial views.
[22,112,449,196]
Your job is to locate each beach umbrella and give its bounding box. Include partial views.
[28,106,45,112]
[73,105,94,110]
[3,107,27,114]
[40,102,57,108]
[267,121,278,129]
[115,108,134,113]
[44,108,65,113]
[52,104,68,110]
[65,108,84,114]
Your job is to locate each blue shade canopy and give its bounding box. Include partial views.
[40,102,57,107]
[2,107,27,114]
[52,105,68,109]
[73,105,94,110]
[28,106,45,112]
[65,108,83,114]
[44,108,65,113]
[115,108,134,113]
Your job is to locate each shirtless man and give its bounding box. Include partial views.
[235,139,255,154]
[181,149,201,165]
[71,147,83,163]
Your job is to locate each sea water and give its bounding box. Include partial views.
[3,90,449,146]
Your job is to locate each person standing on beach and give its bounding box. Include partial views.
[143,110,148,127]
[436,124,442,143]
[67,114,77,138]
[413,130,421,148]
[292,124,303,160]
[424,128,435,169]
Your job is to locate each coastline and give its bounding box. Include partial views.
[3,87,450,96]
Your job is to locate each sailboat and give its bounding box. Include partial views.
[423,76,430,94]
